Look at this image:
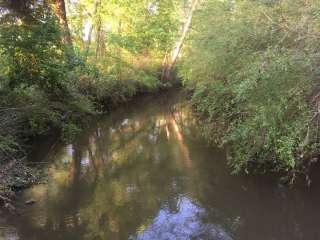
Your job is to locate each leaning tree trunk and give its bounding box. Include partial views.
[161,0,199,81]
[51,0,73,47]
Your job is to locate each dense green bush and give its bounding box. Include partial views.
[0,7,67,92]
[179,0,320,177]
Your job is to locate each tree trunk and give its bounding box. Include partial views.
[161,0,199,81]
[85,24,94,60]
[95,17,102,60]
[117,20,122,81]
[84,0,100,61]
[51,0,73,47]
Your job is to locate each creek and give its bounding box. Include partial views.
[1,90,320,240]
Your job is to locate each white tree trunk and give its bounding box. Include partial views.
[162,0,199,81]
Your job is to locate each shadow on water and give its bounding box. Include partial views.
[2,90,320,240]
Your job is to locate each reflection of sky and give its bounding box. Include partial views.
[67,144,74,155]
[0,228,19,240]
[81,157,90,166]
[136,197,233,240]
[122,118,129,126]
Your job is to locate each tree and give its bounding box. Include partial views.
[84,0,101,61]
[162,0,199,81]
[50,0,73,47]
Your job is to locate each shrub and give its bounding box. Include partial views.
[179,0,320,177]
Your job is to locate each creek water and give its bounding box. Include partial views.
[1,90,320,240]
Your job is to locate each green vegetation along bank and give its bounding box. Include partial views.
[179,0,320,183]
[0,0,182,206]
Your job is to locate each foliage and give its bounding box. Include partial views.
[0,6,67,93]
[179,0,320,177]
[67,0,180,86]
[0,0,181,166]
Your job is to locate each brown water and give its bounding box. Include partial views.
[1,90,320,240]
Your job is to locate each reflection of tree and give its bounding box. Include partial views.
[9,92,320,240]
[10,92,214,239]
[79,114,184,240]
[168,115,192,168]
[70,143,81,184]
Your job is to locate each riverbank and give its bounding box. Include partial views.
[0,86,175,211]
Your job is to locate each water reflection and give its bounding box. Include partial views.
[137,197,233,240]
[2,91,320,240]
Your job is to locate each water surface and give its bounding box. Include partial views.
[1,90,320,240]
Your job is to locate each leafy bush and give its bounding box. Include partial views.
[0,6,68,93]
[179,0,320,177]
